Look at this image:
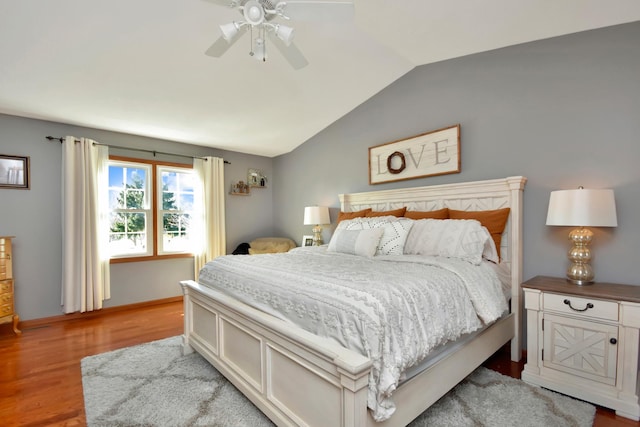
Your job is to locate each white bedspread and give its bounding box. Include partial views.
[197,246,508,421]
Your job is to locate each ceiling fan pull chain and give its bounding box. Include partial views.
[262,26,267,62]
[249,25,254,57]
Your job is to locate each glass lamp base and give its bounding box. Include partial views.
[566,227,594,285]
[312,225,323,246]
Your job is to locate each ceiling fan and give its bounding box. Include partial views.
[202,0,353,70]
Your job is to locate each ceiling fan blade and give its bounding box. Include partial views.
[201,0,238,7]
[281,1,354,22]
[205,37,233,57]
[267,33,309,70]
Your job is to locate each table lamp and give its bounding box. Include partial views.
[546,187,617,285]
[303,206,330,246]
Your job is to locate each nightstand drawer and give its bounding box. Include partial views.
[544,292,618,322]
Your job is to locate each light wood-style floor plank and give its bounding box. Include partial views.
[0,300,636,426]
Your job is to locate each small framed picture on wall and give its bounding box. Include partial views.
[302,235,314,247]
[0,154,30,189]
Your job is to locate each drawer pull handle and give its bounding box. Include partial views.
[610,338,617,345]
[563,299,594,312]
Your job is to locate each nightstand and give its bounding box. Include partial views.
[521,275,640,420]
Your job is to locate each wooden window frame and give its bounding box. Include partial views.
[108,155,194,264]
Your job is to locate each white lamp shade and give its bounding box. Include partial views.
[546,188,617,227]
[304,206,330,225]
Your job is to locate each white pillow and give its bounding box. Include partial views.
[327,228,384,257]
[481,227,500,263]
[341,217,414,256]
[404,219,491,265]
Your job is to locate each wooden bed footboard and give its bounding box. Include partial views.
[181,280,372,427]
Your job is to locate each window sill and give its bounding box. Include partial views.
[110,253,194,264]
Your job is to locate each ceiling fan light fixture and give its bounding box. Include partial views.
[274,24,294,46]
[220,21,241,42]
[204,0,320,69]
[243,0,265,25]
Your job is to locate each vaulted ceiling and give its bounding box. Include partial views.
[1,1,639,157]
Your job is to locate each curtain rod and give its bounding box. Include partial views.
[45,136,230,164]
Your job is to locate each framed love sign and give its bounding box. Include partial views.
[368,124,460,185]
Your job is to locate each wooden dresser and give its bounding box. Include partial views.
[0,236,20,334]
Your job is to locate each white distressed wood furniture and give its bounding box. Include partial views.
[181,176,526,427]
[522,275,640,421]
[0,236,20,335]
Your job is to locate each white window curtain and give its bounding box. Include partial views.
[193,157,226,280]
[61,136,110,313]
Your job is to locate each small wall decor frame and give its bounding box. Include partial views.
[230,181,251,195]
[301,235,314,247]
[247,168,267,188]
[368,124,460,185]
[0,154,30,189]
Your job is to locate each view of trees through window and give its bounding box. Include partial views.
[159,167,195,253]
[108,163,150,256]
[108,159,196,258]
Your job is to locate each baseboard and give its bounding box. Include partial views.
[19,296,183,329]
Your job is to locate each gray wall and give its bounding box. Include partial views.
[0,113,274,320]
[273,22,640,286]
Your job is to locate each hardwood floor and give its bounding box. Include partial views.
[0,299,637,426]
[0,300,183,427]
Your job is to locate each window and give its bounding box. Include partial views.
[107,157,198,261]
[158,166,196,254]
[108,160,152,257]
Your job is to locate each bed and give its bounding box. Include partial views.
[180,175,527,427]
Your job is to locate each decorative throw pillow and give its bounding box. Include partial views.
[449,208,510,258]
[336,208,372,224]
[403,219,491,265]
[327,228,384,257]
[404,208,449,220]
[365,207,407,217]
[342,217,414,256]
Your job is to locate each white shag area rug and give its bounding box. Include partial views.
[82,336,595,427]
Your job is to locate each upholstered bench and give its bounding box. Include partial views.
[248,237,296,255]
